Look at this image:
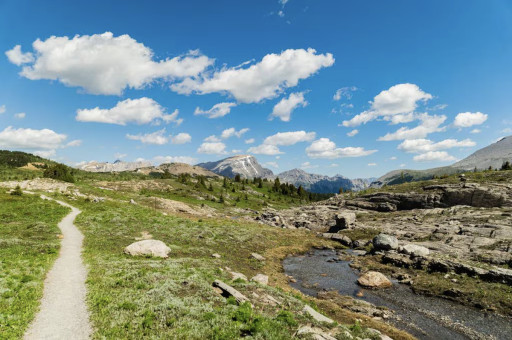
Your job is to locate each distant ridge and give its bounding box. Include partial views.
[197,155,273,179]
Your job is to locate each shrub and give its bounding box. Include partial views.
[10,185,23,196]
[43,164,75,183]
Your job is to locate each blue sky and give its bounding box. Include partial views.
[1,0,511,178]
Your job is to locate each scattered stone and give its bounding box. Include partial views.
[261,294,281,306]
[211,253,221,258]
[296,326,337,340]
[331,211,356,231]
[129,199,137,205]
[399,244,430,257]
[251,274,269,285]
[321,233,352,246]
[303,305,335,324]
[124,240,171,258]
[250,253,266,261]
[373,234,399,251]
[357,271,392,289]
[229,272,248,281]
[212,280,250,304]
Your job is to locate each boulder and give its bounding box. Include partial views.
[211,253,221,258]
[212,280,250,305]
[373,234,398,251]
[251,274,269,285]
[321,233,352,246]
[357,271,392,288]
[334,212,356,230]
[124,240,171,258]
[296,326,337,340]
[399,244,430,257]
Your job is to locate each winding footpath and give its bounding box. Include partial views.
[24,195,92,340]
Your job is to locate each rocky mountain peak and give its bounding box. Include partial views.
[197,155,274,179]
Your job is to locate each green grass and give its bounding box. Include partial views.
[0,192,69,339]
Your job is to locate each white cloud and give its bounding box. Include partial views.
[232,149,243,154]
[66,140,82,147]
[170,133,191,144]
[126,129,168,145]
[114,152,127,159]
[76,97,181,125]
[5,45,34,66]
[245,138,255,144]
[194,102,237,119]
[270,92,308,122]
[398,138,475,153]
[247,144,283,155]
[0,105,5,114]
[385,112,416,125]
[470,129,481,134]
[502,128,512,134]
[333,86,357,101]
[197,142,227,154]
[306,138,377,159]
[368,163,377,166]
[265,161,279,168]
[220,127,249,139]
[301,161,318,169]
[0,126,75,157]
[378,113,446,141]
[279,0,289,6]
[8,32,213,95]
[171,48,334,103]
[263,131,316,146]
[204,135,221,142]
[347,129,358,137]
[390,156,397,160]
[400,163,406,168]
[329,163,339,167]
[342,83,432,127]
[14,112,26,119]
[453,112,488,128]
[153,155,197,164]
[413,151,456,162]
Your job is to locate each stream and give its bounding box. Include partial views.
[283,249,512,340]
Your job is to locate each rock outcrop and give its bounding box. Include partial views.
[357,271,392,288]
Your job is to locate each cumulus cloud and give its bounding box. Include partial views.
[0,105,5,114]
[126,129,169,145]
[7,32,213,95]
[245,138,255,144]
[347,129,358,137]
[220,127,249,139]
[413,151,456,162]
[470,129,481,134]
[204,135,221,142]
[194,102,237,119]
[333,86,357,101]
[170,133,191,144]
[247,144,283,155]
[453,112,488,128]
[263,131,316,146]
[0,126,77,157]
[398,138,475,154]
[342,83,432,127]
[171,48,334,103]
[14,112,26,119]
[301,161,318,169]
[306,138,377,159]
[5,45,34,65]
[378,113,446,141]
[197,142,227,154]
[248,131,315,155]
[270,92,308,122]
[265,161,279,168]
[76,97,181,125]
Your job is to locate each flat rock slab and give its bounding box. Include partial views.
[303,305,335,324]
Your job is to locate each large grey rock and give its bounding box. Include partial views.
[357,271,392,288]
[251,274,269,285]
[124,240,171,258]
[373,234,398,251]
[321,233,352,246]
[399,244,430,257]
[335,212,356,230]
[296,326,337,340]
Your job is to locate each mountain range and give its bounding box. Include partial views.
[75,135,512,193]
[374,135,512,186]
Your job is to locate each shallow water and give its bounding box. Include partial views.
[283,249,512,340]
